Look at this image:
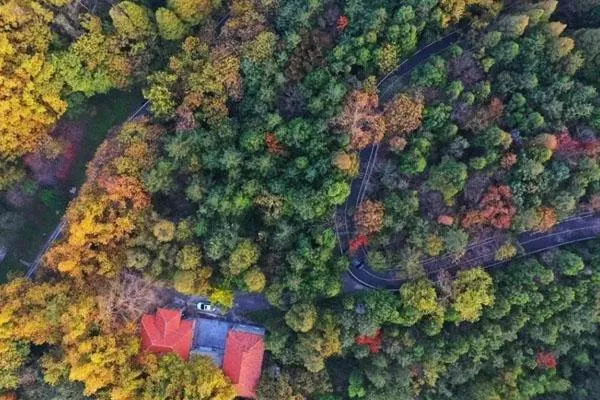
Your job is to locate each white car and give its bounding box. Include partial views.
[196,302,217,313]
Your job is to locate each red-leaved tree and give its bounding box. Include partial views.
[349,234,368,254]
[265,132,285,155]
[355,329,382,353]
[337,15,349,31]
[556,129,600,157]
[462,185,516,230]
[536,352,557,369]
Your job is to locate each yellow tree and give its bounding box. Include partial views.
[65,325,142,397]
[49,293,145,398]
[140,353,236,400]
[167,0,219,25]
[334,90,386,150]
[0,277,73,392]
[0,0,67,161]
[0,278,71,345]
[451,268,494,322]
[45,120,163,279]
[52,15,137,96]
[383,94,424,136]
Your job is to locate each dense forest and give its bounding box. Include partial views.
[3,0,600,399]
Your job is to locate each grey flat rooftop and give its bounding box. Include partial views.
[231,323,265,336]
[190,317,266,367]
[193,318,232,351]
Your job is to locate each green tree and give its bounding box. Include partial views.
[226,240,259,276]
[451,268,494,322]
[285,303,317,333]
[243,269,266,293]
[574,28,600,84]
[109,1,154,40]
[399,279,443,326]
[555,250,584,276]
[176,245,203,270]
[0,340,30,391]
[155,8,188,40]
[427,157,468,204]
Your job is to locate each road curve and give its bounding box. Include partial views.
[337,32,463,290]
[346,213,600,290]
[337,32,600,291]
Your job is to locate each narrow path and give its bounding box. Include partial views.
[25,101,150,279]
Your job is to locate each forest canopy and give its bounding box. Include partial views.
[3,0,600,399]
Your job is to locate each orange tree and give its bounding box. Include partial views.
[44,120,163,279]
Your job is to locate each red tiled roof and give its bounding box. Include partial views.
[141,308,194,360]
[222,329,265,399]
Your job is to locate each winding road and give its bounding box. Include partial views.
[344,212,600,290]
[337,32,600,291]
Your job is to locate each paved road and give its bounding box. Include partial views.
[378,31,462,102]
[345,213,600,290]
[337,32,463,290]
[335,32,462,255]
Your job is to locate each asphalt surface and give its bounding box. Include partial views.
[338,32,464,291]
[379,31,462,102]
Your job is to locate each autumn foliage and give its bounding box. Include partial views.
[265,132,286,155]
[383,94,424,136]
[556,130,600,157]
[145,37,242,124]
[535,206,558,232]
[355,329,382,353]
[337,15,349,31]
[349,234,369,254]
[354,200,385,235]
[334,152,360,176]
[0,1,67,161]
[536,352,557,369]
[501,152,517,169]
[96,272,167,330]
[335,90,385,150]
[462,185,516,230]
[45,120,163,279]
[535,133,558,150]
[463,97,504,132]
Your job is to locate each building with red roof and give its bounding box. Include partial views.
[140,308,265,398]
[222,327,265,399]
[140,308,195,360]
